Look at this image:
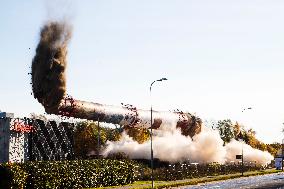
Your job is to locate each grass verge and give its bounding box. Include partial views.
[93,169,281,189]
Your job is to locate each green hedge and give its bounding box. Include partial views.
[136,162,265,181]
[0,159,138,189]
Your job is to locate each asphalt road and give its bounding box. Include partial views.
[180,172,284,189]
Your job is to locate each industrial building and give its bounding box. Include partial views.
[0,112,74,163]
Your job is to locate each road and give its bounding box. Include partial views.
[180,172,284,189]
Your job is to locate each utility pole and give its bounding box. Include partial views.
[97,118,100,158]
[281,123,284,171]
[240,107,252,175]
[149,78,167,189]
[241,141,244,176]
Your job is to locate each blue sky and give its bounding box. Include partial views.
[1,0,284,143]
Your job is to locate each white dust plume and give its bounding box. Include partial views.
[103,122,273,165]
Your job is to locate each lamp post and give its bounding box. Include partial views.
[282,138,284,171]
[150,77,167,189]
[97,118,100,158]
[281,123,284,171]
[241,140,244,176]
[240,107,252,176]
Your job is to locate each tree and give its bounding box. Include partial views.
[248,128,256,136]
[266,143,281,157]
[233,122,241,139]
[217,119,275,154]
[73,121,98,158]
[240,127,268,151]
[125,126,150,144]
[216,119,234,145]
[73,121,121,158]
[105,126,121,142]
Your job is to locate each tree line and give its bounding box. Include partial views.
[73,119,281,159]
[214,119,281,157]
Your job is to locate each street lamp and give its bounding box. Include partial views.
[240,107,252,176]
[150,77,167,189]
[282,138,284,171]
[97,118,100,158]
[241,139,244,176]
[281,123,284,171]
[237,139,244,176]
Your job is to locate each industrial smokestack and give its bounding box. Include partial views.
[31,21,201,136]
[58,97,201,137]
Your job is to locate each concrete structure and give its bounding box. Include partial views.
[0,116,13,163]
[0,112,74,163]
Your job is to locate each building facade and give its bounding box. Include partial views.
[0,112,75,163]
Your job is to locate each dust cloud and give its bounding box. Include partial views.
[103,124,273,165]
[31,21,72,114]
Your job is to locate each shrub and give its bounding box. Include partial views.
[0,159,139,189]
[0,162,28,189]
[137,162,266,181]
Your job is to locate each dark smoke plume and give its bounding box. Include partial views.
[31,21,72,114]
